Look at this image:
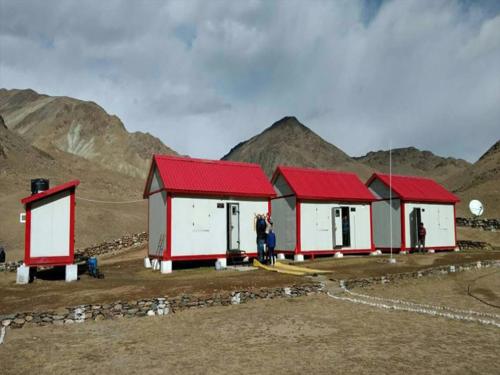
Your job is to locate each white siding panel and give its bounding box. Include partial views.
[372,199,401,248]
[171,196,267,257]
[271,196,296,251]
[30,191,71,257]
[300,202,372,251]
[148,191,166,256]
[404,203,455,248]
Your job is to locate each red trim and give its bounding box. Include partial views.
[172,254,227,261]
[163,188,274,199]
[21,180,80,204]
[300,249,373,255]
[69,189,75,263]
[24,203,31,264]
[369,203,375,251]
[453,204,457,247]
[400,200,406,250]
[268,198,272,216]
[147,187,165,197]
[295,199,301,255]
[143,158,157,198]
[376,246,456,252]
[165,193,172,260]
[271,193,296,200]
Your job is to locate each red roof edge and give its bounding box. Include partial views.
[21,180,80,205]
[143,156,158,198]
[271,166,298,196]
[153,154,265,169]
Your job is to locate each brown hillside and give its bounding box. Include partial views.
[222,116,373,179]
[354,147,470,184]
[0,88,177,178]
[446,140,500,217]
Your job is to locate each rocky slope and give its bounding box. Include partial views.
[0,88,177,178]
[222,116,373,179]
[354,147,470,183]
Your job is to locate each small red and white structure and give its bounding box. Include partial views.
[18,180,80,283]
[271,166,376,261]
[143,155,275,273]
[367,173,460,253]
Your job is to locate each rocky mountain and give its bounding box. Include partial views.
[354,147,471,183]
[446,140,500,217]
[222,116,373,179]
[0,88,177,178]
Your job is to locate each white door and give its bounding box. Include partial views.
[332,207,343,247]
[228,203,240,250]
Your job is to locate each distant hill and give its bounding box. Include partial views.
[0,88,177,178]
[354,147,470,184]
[446,140,500,217]
[222,116,373,179]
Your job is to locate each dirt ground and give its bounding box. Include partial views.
[1,269,499,375]
[1,248,500,315]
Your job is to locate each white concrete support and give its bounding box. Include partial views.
[144,257,152,269]
[215,258,227,270]
[376,250,382,255]
[427,249,435,254]
[294,254,304,262]
[160,260,172,274]
[65,264,78,282]
[400,250,409,255]
[277,253,286,260]
[454,247,460,252]
[370,251,378,256]
[334,252,344,259]
[16,264,30,284]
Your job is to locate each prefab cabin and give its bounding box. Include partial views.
[21,180,79,267]
[143,155,275,270]
[367,173,459,252]
[271,166,376,260]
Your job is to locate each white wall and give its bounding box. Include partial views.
[300,201,372,251]
[148,191,167,256]
[404,203,455,248]
[171,196,268,257]
[30,191,71,258]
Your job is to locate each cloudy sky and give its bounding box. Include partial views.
[1,0,499,162]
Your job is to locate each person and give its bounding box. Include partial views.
[417,222,426,252]
[256,214,267,263]
[0,246,5,263]
[266,226,276,266]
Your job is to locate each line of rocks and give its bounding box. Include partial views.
[340,259,500,289]
[0,232,149,272]
[457,240,492,250]
[0,284,321,329]
[457,217,500,231]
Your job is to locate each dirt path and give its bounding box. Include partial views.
[1,270,499,374]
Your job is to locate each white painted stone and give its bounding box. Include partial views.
[388,258,397,264]
[277,253,286,260]
[427,249,435,254]
[215,258,227,270]
[65,264,78,282]
[16,264,30,284]
[334,252,344,258]
[449,265,456,273]
[144,257,152,269]
[160,260,172,274]
[376,250,383,255]
[454,247,460,252]
[294,254,304,262]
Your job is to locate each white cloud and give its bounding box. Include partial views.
[0,0,498,162]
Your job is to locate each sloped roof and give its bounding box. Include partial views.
[144,155,275,198]
[272,166,375,201]
[367,173,460,203]
[21,180,80,205]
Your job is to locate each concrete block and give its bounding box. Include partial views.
[277,253,286,260]
[65,264,78,282]
[370,251,378,256]
[427,249,435,254]
[294,254,304,262]
[144,257,152,269]
[16,264,30,284]
[400,250,408,255]
[215,258,227,270]
[160,260,172,274]
[334,252,344,258]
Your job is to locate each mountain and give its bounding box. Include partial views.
[354,147,471,184]
[222,116,373,179]
[446,140,500,217]
[0,88,177,178]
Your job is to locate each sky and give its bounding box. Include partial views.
[0,0,499,162]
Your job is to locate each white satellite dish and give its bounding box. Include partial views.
[469,200,484,217]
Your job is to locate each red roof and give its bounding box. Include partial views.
[21,180,80,205]
[367,173,460,203]
[144,155,275,198]
[273,166,375,201]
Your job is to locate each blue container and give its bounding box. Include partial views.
[87,257,98,277]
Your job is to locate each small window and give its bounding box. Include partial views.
[217,203,224,208]
[350,207,356,212]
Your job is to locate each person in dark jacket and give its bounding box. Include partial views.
[0,246,5,263]
[417,222,426,252]
[266,227,276,266]
[256,214,267,262]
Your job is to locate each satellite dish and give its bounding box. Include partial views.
[469,200,484,217]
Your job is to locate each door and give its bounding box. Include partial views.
[332,207,343,247]
[227,203,240,251]
[410,207,422,248]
